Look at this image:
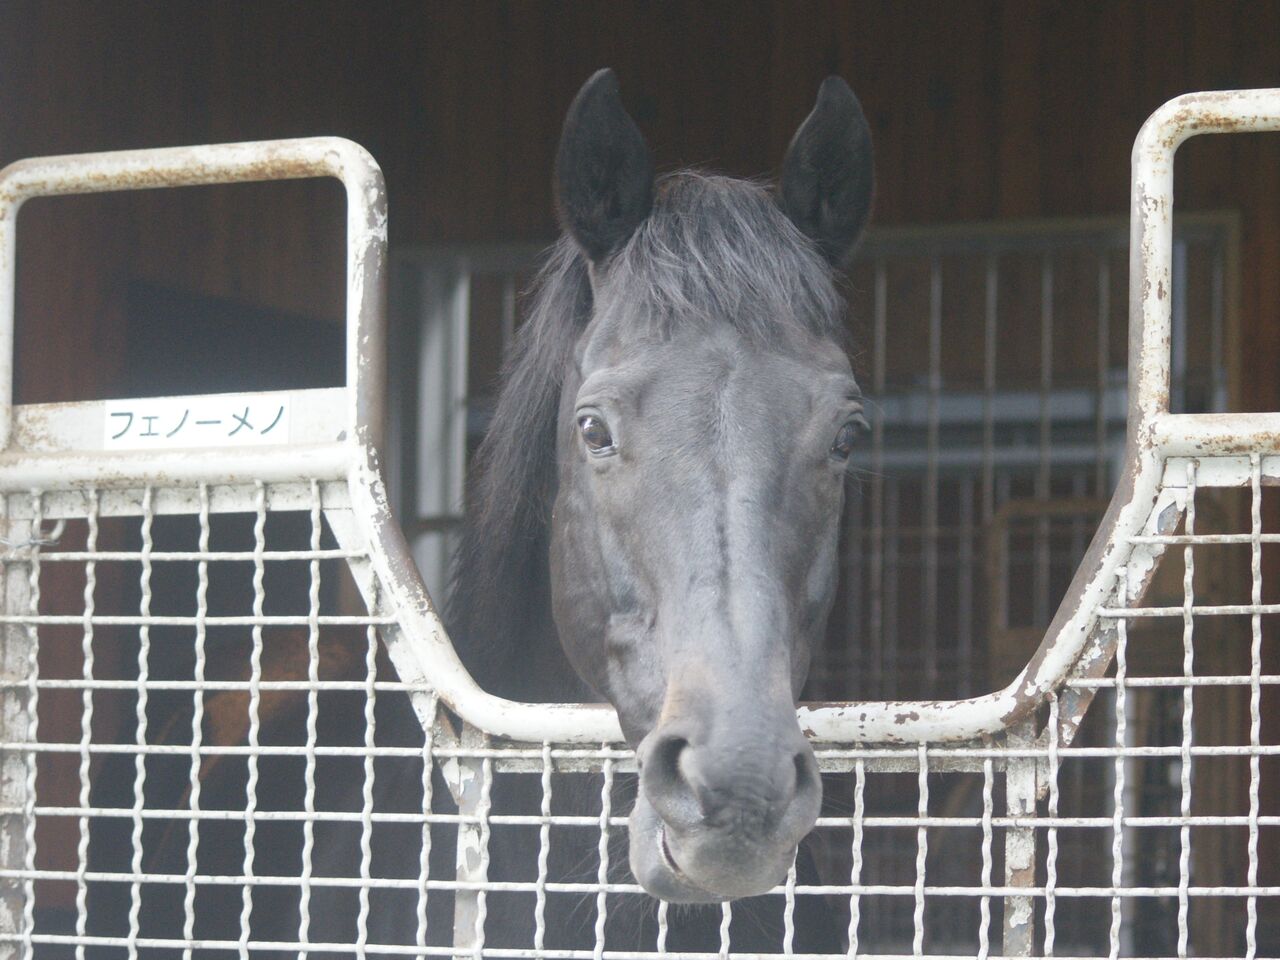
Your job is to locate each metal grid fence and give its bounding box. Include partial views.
[0,92,1278,959]
[1,469,1275,957]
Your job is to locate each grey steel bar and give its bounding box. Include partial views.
[869,260,888,696]
[925,257,942,692]
[1002,719,1039,957]
[957,474,974,694]
[1095,256,1111,499]
[983,254,998,525]
[1035,255,1054,629]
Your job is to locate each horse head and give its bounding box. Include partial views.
[550,70,873,902]
[453,68,873,904]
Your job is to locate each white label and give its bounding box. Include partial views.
[103,395,291,450]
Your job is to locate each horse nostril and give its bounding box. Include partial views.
[642,726,822,834]
[642,733,700,825]
[793,747,819,799]
[645,734,689,791]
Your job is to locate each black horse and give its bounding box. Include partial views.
[450,67,872,904]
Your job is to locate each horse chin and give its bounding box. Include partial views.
[628,792,794,903]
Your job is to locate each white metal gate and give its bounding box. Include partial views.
[0,91,1277,959]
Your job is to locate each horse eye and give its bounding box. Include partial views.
[830,421,860,460]
[578,415,616,454]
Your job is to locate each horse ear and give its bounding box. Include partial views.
[555,68,654,264]
[780,76,875,266]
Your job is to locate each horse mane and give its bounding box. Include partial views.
[445,233,591,701]
[447,172,845,701]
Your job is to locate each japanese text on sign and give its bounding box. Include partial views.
[103,396,291,450]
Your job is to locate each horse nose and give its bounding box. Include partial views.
[640,722,820,834]
[630,691,823,900]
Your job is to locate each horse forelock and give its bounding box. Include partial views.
[601,172,846,349]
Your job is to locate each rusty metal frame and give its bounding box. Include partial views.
[0,92,1275,960]
[2,90,1279,754]
[365,88,1280,745]
[0,137,387,454]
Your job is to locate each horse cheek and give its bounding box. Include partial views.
[548,502,612,696]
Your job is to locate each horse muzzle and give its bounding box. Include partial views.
[629,714,822,902]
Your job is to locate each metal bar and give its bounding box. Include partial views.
[30,549,364,562]
[127,488,152,960]
[0,443,355,492]
[418,697,441,955]
[8,935,1280,960]
[356,621,378,959]
[1095,255,1112,498]
[869,259,887,696]
[924,258,942,693]
[913,745,930,956]
[75,490,98,960]
[16,493,39,960]
[1110,566,1130,960]
[6,801,1280,830]
[182,485,208,960]
[1001,720,1038,957]
[978,756,994,960]
[1210,242,1227,410]
[1035,255,1054,629]
[414,264,470,601]
[501,275,517,356]
[957,474,974,693]
[0,494,32,950]
[982,254,998,524]
[1170,240,1189,414]
[0,614,396,626]
[1129,90,1280,432]
[1071,469,1089,561]
[1246,454,1262,960]
[449,726,493,960]
[533,742,552,956]
[845,461,863,690]
[0,138,387,451]
[595,754,615,960]
[10,735,1280,762]
[237,485,267,960]
[1177,463,1197,958]
[1044,696,1060,956]
[884,480,900,693]
[0,866,1274,900]
[847,759,866,958]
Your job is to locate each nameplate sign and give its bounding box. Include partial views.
[103,395,292,449]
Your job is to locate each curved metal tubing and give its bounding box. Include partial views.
[364,88,1280,745]
[0,137,387,452]
[4,95,1279,745]
[344,88,1280,744]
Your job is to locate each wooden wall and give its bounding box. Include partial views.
[2,1,1278,404]
[1,0,1279,931]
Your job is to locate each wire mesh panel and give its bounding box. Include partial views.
[2,94,1280,959]
[2,476,1275,958]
